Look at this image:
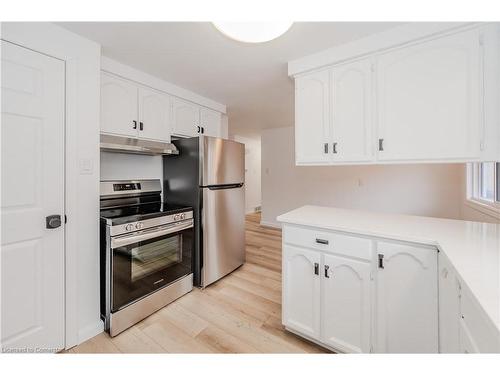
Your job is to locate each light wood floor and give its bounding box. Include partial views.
[67,213,329,353]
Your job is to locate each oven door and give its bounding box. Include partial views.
[110,219,193,312]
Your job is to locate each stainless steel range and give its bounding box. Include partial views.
[100,179,193,336]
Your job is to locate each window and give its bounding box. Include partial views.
[467,162,500,217]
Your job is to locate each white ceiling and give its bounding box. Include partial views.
[58,22,402,136]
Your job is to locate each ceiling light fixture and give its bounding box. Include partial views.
[212,22,293,43]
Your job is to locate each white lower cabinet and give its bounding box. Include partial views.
[321,254,372,353]
[438,252,461,353]
[375,241,438,353]
[459,281,500,353]
[282,224,499,353]
[282,245,321,340]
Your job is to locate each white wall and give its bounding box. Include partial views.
[232,135,262,214]
[261,127,465,227]
[100,152,163,191]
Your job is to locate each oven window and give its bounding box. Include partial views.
[111,225,193,312]
[130,236,182,282]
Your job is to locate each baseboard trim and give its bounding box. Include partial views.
[259,220,282,229]
[76,319,104,346]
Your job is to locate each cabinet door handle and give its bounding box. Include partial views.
[332,142,338,154]
[197,126,201,133]
[139,122,144,131]
[133,120,137,129]
[315,238,329,245]
[314,262,319,275]
[324,265,330,278]
[378,254,384,269]
[201,127,205,134]
[324,143,329,154]
[378,138,384,151]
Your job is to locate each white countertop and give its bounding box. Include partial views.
[277,205,500,331]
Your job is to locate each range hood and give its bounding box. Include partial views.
[100,134,179,156]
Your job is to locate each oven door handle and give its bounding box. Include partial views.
[111,220,193,248]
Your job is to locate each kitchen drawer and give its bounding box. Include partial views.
[283,225,372,260]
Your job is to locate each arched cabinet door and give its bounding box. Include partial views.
[282,245,321,340]
[295,69,331,165]
[321,254,372,353]
[376,241,438,353]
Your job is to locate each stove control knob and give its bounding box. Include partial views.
[174,214,180,221]
[180,213,186,220]
[135,222,144,230]
[125,224,134,231]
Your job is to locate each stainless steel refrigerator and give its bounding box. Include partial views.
[163,136,245,287]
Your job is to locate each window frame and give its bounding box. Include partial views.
[466,162,500,219]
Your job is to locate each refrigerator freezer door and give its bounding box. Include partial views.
[201,136,245,186]
[202,185,245,287]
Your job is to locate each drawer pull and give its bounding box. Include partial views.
[324,265,330,278]
[315,238,329,245]
[314,262,319,275]
[378,254,384,269]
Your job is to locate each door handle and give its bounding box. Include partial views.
[324,265,330,278]
[197,126,201,133]
[378,138,384,151]
[201,127,205,134]
[324,143,329,154]
[139,122,144,131]
[314,262,319,275]
[46,215,62,229]
[315,238,329,245]
[133,120,137,129]
[332,142,338,154]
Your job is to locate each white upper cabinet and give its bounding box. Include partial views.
[101,72,138,137]
[200,108,222,137]
[331,59,373,162]
[101,72,225,141]
[282,245,321,340]
[376,241,438,353]
[290,24,500,165]
[376,29,480,162]
[321,253,371,353]
[295,70,331,165]
[172,98,200,137]
[138,87,171,142]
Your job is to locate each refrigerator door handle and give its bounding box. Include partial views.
[204,183,244,190]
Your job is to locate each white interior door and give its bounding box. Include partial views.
[376,241,438,353]
[1,41,65,352]
[138,87,171,142]
[282,245,321,340]
[171,98,200,137]
[321,254,372,353]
